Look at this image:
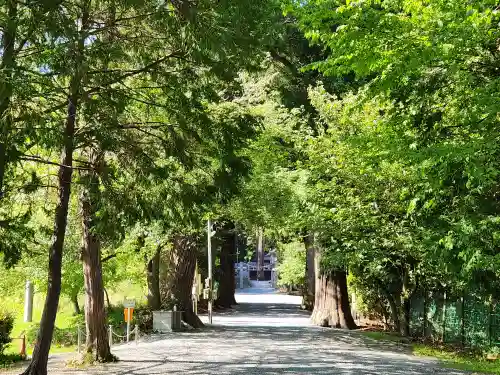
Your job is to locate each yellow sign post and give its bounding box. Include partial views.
[124,307,134,322]
[123,299,136,342]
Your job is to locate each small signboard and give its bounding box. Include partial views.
[123,299,136,308]
[124,308,134,322]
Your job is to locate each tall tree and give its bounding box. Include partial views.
[23,1,91,373]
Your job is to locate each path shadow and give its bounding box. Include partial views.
[28,289,471,375]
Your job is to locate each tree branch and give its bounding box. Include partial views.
[120,121,178,129]
[19,155,92,171]
[84,51,184,95]
[13,52,185,123]
[101,253,119,263]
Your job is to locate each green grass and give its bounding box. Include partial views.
[360,330,500,374]
[413,344,500,374]
[3,294,82,357]
[2,281,146,357]
[360,331,408,343]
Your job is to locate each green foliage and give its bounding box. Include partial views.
[0,353,24,368]
[5,0,500,361]
[277,242,306,290]
[25,324,78,349]
[0,311,14,355]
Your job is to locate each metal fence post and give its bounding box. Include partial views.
[422,290,427,339]
[108,325,113,348]
[77,325,81,354]
[442,291,447,343]
[461,294,466,347]
[489,299,493,347]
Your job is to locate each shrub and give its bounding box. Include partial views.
[0,311,14,355]
[108,305,153,334]
[26,324,77,348]
[0,353,24,367]
[107,305,126,329]
[135,308,153,334]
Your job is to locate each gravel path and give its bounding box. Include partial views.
[4,287,468,375]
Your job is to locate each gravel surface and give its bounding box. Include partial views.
[4,287,469,375]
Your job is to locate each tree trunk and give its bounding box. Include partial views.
[257,228,264,280]
[0,0,17,197]
[399,266,412,336]
[161,234,204,328]
[382,288,401,333]
[311,271,339,327]
[310,247,357,329]
[80,153,114,362]
[22,5,89,373]
[335,270,357,329]
[216,228,236,308]
[71,295,81,315]
[400,296,411,336]
[147,247,161,310]
[103,288,111,309]
[303,233,316,310]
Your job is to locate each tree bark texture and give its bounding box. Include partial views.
[0,0,17,197]
[310,247,357,329]
[303,233,316,310]
[383,289,401,333]
[22,5,89,373]
[161,234,204,328]
[80,151,114,362]
[400,296,411,336]
[216,229,236,308]
[147,248,161,310]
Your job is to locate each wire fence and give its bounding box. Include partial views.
[410,291,500,349]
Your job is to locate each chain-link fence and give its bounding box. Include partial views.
[409,292,500,349]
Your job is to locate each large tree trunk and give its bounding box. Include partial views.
[335,270,357,329]
[80,153,114,362]
[310,247,357,329]
[302,233,316,310]
[400,296,411,336]
[382,288,401,333]
[257,228,264,280]
[161,234,204,328]
[216,227,236,308]
[147,248,161,310]
[0,0,17,197]
[22,6,89,373]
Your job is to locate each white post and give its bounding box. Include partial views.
[192,289,198,315]
[207,218,213,324]
[24,281,34,323]
[108,325,113,348]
